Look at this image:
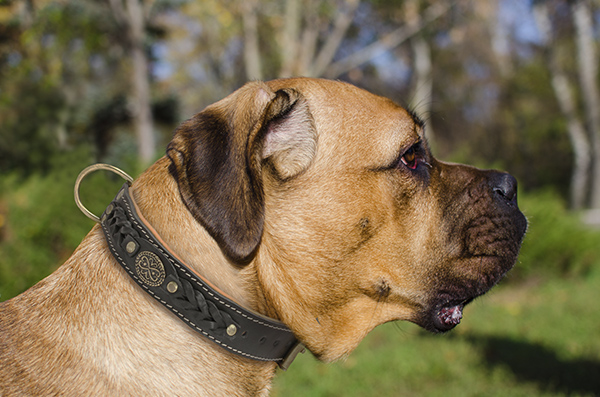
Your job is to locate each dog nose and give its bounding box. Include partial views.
[488,172,518,205]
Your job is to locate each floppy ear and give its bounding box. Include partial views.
[167,81,317,263]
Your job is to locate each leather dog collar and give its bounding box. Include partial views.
[100,183,304,370]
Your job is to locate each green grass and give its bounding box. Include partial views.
[272,268,600,396]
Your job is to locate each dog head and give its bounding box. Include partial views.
[167,78,527,362]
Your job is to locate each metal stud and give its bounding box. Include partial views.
[166,281,179,293]
[125,241,137,254]
[106,204,114,215]
[226,324,237,336]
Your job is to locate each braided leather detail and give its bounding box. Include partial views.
[100,183,302,365]
[108,207,138,241]
[105,205,236,334]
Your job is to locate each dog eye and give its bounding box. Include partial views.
[401,146,418,170]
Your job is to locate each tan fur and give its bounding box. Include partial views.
[0,78,526,395]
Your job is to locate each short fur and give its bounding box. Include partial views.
[0,78,527,395]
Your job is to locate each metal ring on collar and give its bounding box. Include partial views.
[74,163,134,223]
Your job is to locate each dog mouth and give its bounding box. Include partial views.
[412,293,477,333]
[431,298,473,332]
[420,246,522,333]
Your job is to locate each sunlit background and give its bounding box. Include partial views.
[1,0,599,395]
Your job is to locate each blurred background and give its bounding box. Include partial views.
[0,0,599,395]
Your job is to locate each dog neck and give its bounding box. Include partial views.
[131,159,287,323]
[131,158,253,306]
[0,162,284,395]
[102,171,302,369]
[63,157,291,392]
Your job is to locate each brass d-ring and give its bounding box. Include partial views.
[74,164,134,223]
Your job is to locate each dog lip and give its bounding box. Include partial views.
[433,304,463,331]
[418,297,475,333]
[431,298,473,332]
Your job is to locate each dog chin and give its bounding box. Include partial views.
[415,260,514,333]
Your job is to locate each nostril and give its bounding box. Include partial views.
[489,172,518,204]
[494,186,515,202]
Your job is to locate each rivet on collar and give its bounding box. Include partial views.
[126,241,137,254]
[226,324,238,336]
[167,281,179,294]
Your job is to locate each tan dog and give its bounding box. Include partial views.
[0,78,527,395]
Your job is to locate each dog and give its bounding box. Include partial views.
[0,78,527,395]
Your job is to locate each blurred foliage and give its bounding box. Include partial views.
[515,189,600,280]
[0,1,119,173]
[0,149,142,300]
[0,0,181,175]
[437,56,574,193]
[492,59,573,191]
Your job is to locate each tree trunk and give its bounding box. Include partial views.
[309,0,359,77]
[405,0,435,146]
[279,0,301,78]
[19,0,35,27]
[533,2,591,209]
[111,0,155,165]
[323,2,449,79]
[573,0,600,208]
[242,0,263,81]
[551,66,592,210]
[297,0,320,76]
[490,0,513,78]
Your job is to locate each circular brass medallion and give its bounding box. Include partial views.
[135,251,166,287]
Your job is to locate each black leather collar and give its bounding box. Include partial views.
[100,183,304,370]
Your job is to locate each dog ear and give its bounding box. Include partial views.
[260,88,317,180]
[167,82,316,263]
